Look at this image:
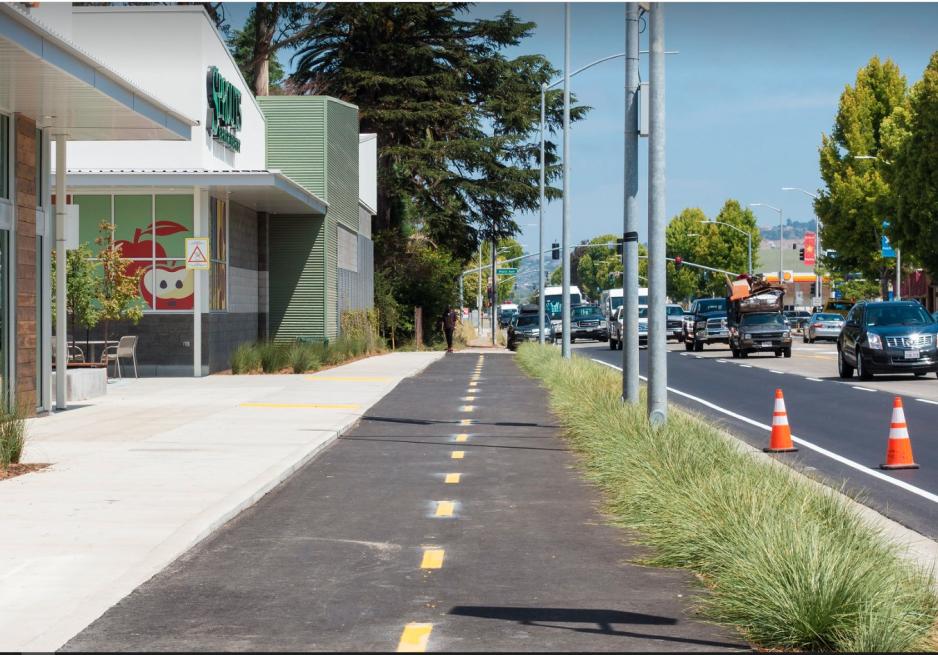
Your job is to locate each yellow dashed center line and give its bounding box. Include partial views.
[445,473,461,484]
[459,419,475,425]
[459,405,475,412]
[451,451,465,459]
[468,381,478,387]
[454,434,468,442]
[420,548,445,569]
[434,501,455,517]
[397,623,433,652]
[240,402,360,410]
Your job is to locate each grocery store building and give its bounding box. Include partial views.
[56,4,375,377]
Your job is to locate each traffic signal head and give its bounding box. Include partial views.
[616,237,624,256]
[799,248,805,261]
[551,241,560,260]
[674,256,683,270]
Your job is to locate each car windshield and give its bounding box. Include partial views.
[573,305,601,318]
[545,294,581,317]
[638,307,648,318]
[813,313,843,322]
[865,304,933,327]
[741,313,785,325]
[610,297,623,311]
[667,306,683,316]
[697,299,726,313]
[516,315,539,327]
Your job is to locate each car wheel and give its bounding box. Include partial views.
[684,340,693,352]
[914,371,926,377]
[837,347,854,378]
[694,341,704,352]
[731,346,739,359]
[609,338,617,350]
[740,350,749,358]
[784,347,792,358]
[803,335,809,344]
[774,349,782,358]
[570,337,575,344]
[857,348,873,380]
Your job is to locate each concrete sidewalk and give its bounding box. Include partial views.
[0,351,443,652]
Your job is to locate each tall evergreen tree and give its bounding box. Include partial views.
[290,3,586,265]
[815,57,908,296]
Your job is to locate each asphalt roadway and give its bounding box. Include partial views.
[585,339,938,539]
[62,353,744,652]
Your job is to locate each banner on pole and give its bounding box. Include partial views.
[803,232,816,267]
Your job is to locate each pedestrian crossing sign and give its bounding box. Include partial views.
[185,238,210,270]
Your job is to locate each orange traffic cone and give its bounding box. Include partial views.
[881,396,919,470]
[764,388,798,453]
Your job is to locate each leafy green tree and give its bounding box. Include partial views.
[95,222,145,356]
[228,3,313,96]
[815,57,908,296]
[51,244,101,355]
[837,277,882,301]
[463,238,523,308]
[890,53,938,278]
[290,3,587,263]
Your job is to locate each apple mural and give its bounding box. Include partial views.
[116,221,194,310]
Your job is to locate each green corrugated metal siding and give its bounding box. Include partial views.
[326,100,360,232]
[268,217,325,342]
[259,95,359,341]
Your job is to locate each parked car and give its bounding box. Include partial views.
[569,304,608,342]
[507,312,554,351]
[837,300,938,380]
[784,310,812,333]
[728,284,791,358]
[498,303,519,328]
[803,313,845,343]
[683,297,729,351]
[666,304,684,342]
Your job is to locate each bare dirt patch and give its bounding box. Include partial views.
[0,463,50,482]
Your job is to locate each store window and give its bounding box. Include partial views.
[209,196,227,311]
[74,193,194,311]
[0,115,9,200]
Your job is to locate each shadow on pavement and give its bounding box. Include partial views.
[448,606,744,649]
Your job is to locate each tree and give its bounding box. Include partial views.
[837,277,882,301]
[229,3,312,96]
[290,3,587,263]
[890,53,938,278]
[51,244,101,356]
[815,57,908,297]
[95,222,145,358]
[462,238,523,308]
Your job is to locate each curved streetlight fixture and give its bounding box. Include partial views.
[696,219,753,275]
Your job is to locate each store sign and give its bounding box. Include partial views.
[803,231,816,267]
[206,66,242,152]
[881,220,896,258]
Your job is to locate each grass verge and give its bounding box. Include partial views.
[516,343,938,652]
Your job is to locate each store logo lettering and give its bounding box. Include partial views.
[206,66,242,152]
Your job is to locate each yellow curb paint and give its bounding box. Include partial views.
[420,548,445,569]
[397,623,433,653]
[435,501,455,517]
[459,405,475,412]
[451,451,465,459]
[304,375,392,382]
[455,434,469,442]
[240,402,360,410]
[445,473,461,484]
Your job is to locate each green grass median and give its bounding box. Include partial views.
[516,343,938,652]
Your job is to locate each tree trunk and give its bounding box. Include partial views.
[252,3,272,96]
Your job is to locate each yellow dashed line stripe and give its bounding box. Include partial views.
[451,450,465,459]
[240,402,360,410]
[420,548,445,569]
[468,381,478,387]
[435,501,455,517]
[397,623,432,652]
[445,473,461,484]
[459,405,475,412]
[460,419,475,426]
[454,434,468,442]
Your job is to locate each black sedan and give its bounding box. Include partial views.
[838,301,938,379]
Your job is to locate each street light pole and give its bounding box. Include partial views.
[539,83,547,344]
[782,187,822,304]
[647,2,667,425]
[750,202,783,283]
[622,2,640,404]
[561,2,572,359]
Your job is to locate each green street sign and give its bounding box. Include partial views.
[496,268,518,275]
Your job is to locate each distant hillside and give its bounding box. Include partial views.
[759,219,816,241]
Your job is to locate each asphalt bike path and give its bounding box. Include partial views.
[585,343,938,539]
[63,353,744,652]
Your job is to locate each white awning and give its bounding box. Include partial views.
[61,169,328,215]
[0,5,194,140]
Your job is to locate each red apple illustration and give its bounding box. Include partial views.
[114,221,191,308]
[141,262,194,310]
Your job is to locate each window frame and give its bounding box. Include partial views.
[209,194,229,312]
[0,112,13,231]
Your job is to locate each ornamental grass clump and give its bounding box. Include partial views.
[0,400,27,468]
[516,343,938,652]
[230,342,261,374]
[287,342,320,374]
[258,342,287,373]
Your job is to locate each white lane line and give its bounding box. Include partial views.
[694,355,703,359]
[680,352,688,356]
[916,398,938,405]
[769,370,784,375]
[852,386,876,393]
[805,377,824,382]
[716,359,728,363]
[591,358,938,506]
[739,364,752,368]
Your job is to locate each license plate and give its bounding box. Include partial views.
[761,342,772,347]
[905,349,920,359]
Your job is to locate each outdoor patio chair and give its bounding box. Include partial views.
[101,336,139,379]
[52,340,85,364]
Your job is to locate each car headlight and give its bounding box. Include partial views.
[600,320,607,328]
[867,333,883,350]
[744,333,752,340]
[783,330,790,338]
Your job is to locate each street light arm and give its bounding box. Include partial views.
[781,187,819,200]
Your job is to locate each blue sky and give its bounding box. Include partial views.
[222,2,938,253]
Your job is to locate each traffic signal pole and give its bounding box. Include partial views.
[622,2,640,404]
[561,2,572,359]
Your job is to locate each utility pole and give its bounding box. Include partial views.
[477,244,482,333]
[561,2,572,359]
[647,2,667,425]
[491,237,497,346]
[539,82,547,344]
[622,2,640,403]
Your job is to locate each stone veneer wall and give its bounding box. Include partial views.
[14,116,36,413]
